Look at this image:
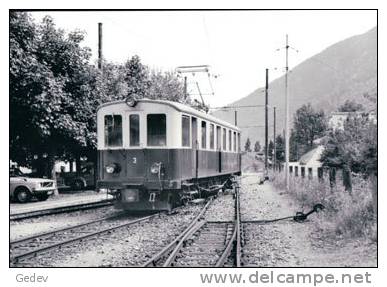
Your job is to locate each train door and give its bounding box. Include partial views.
[127,113,145,182]
[216,126,222,173]
[191,117,198,178]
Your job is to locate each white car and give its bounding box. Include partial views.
[10,168,56,203]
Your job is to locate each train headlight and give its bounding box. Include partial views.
[125,97,137,107]
[105,163,121,174]
[150,162,161,174]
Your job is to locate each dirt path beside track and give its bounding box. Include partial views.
[240,174,377,267]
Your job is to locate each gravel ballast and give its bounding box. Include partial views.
[10,205,119,241]
[14,204,204,267]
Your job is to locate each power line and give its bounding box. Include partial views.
[239,125,274,128]
[291,48,368,88]
[209,105,265,110]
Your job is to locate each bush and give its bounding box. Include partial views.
[270,171,376,241]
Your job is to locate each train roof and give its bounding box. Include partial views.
[97,99,241,131]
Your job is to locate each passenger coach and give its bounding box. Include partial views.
[96,99,241,211]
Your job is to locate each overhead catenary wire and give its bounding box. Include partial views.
[239,125,274,128]
[284,47,367,88]
[209,105,281,111]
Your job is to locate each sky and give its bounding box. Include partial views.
[31,10,377,107]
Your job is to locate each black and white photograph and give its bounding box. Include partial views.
[7,7,378,277]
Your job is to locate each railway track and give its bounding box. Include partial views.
[143,184,242,267]
[10,199,114,221]
[10,212,160,265]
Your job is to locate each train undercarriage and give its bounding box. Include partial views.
[106,174,239,212]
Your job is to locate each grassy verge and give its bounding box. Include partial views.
[270,171,377,242]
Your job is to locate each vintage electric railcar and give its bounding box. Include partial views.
[96,99,241,211]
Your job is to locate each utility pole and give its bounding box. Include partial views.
[284,34,290,191]
[95,22,103,191]
[273,106,276,171]
[264,68,269,174]
[234,110,238,126]
[98,23,103,70]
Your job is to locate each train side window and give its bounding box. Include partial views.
[129,114,140,146]
[216,126,221,150]
[104,115,123,147]
[222,128,226,151]
[210,124,215,150]
[201,121,207,149]
[147,114,166,146]
[233,132,236,152]
[181,115,190,147]
[228,130,232,151]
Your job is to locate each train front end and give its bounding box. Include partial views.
[96,100,182,212]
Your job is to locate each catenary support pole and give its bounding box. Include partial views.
[273,106,276,171]
[285,34,290,191]
[265,68,269,174]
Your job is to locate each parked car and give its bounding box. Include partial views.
[56,162,95,191]
[10,168,56,203]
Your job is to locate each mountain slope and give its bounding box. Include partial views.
[213,27,377,147]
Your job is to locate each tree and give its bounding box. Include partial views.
[101,58,185,104]
[10,12,187,185]
[244,138,252,152]
[275,134,285,162]
[148,70,185,102]
[10,13,96,186]
[289,129,299,161]
[100,61,130,101]
[254,141,261,152]
[292,103,327,155]
[338,100,364,112]
[321,114,377,177]
[123,55,151,99]
[321,113,377,193]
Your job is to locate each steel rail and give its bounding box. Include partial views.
[163,220,207,267]
[141,198,213,267]
[10,212,126,246]
[215,184,241,267]
[235,184,242,267]
[10,199,114,221]
[215,224,237,267]
[142,180,241,267]
[11,213,159,264]
[241,217,294,224]
[162,183,242,267]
